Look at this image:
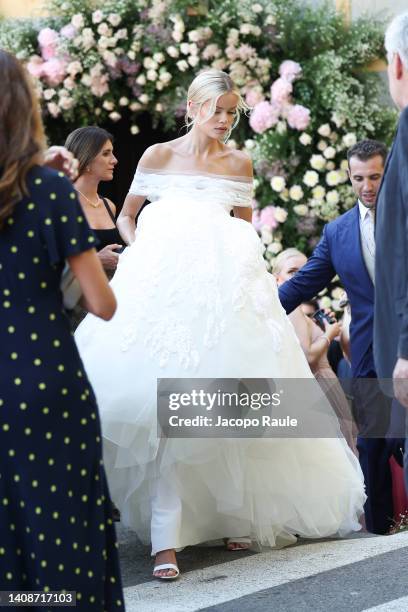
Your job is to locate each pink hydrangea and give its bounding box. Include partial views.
[38,27,59,48]
[270,77,292,104]
[245,88,264,107]
[249,101,280,134]
[279,60,302,83]
[60,24,77,39]
[42,58,67,86]
[260,206,278,230]
[287,104,311,131]
[252,207,262,232]
[27,56,44,79]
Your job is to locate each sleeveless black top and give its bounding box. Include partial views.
[93,198,125,251]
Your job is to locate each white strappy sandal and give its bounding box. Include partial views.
[153,563,180,580]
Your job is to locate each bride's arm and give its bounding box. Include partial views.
[232,152,253,224]
[117,194,146,245]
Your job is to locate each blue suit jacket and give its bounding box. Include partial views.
[278,204,375,378]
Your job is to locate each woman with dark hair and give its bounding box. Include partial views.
[65,127,125,277]
[0,49,124,608]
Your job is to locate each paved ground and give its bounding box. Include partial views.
[116,525,408,611]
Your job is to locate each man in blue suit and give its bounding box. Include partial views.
[279,140,398,534]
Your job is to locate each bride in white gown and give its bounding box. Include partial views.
[75,69,366,579]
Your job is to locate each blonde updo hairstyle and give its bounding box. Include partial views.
[273,248,306,276]
[185,69,248,142]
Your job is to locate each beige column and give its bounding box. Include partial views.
[0,0,44,18]
[335,0,351,24]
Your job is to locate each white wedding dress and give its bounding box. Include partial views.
[75,168,366,552]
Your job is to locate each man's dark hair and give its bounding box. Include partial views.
[347,139,388,166]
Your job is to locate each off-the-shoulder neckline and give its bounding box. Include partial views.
[137,166,253,184]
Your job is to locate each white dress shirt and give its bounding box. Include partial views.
[358,199,375,284]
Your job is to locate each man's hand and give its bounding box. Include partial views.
[392,357,408,408]
[44,146,79,181]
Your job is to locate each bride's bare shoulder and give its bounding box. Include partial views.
[137,141,179,169]
[225,148,253,178]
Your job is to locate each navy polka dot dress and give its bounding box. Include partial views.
[0,166,124,610]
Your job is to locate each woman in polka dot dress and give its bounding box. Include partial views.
[0,51,124,610]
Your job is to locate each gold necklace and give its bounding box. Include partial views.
[76,189,101,208]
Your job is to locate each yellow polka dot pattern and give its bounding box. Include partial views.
[0,167,123,609]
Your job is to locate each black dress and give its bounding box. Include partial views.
[92,198,125,255]
[0,166,124,610]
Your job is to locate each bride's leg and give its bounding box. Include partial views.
[151,470,182,578]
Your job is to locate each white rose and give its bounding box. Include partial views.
[43,88,56,100]
[97,22,110,36]
[323,146,336,160]
[109,111,121,122]
[102,100,114,111]
[146,69,158,81]
[63,78,75,91]
[279,188,289,202]
[326,190,340,205]
[155,82,164,91]
[128,51,136,60]
[317,140,327,152]
[81,74,92,87]
[340,159,349,171]
[130,125,140,135]
[143,57,158,70]
[139,94,150,105]
[92,10,103,24]
[326,161,335,171]
[320,296,332,309]
[155,103,164,112]
[119,97,129,106]
[318,124,331,137]
[310,155,326,171]
[102,50,117,67]
[268,242,283,254]
[260,227,273,245]
[342,132,357,147]
[136,74,146,85]
[188,29,200,42]
[270,176,286,192]
[172,30,183,43]
[166,45,179,58]
[189,43,198,55]
[130,102,142,111]
[108,13,122,27]
[240,23,252,35]
[326,170,341,186]
[303,170,319,187]
[312,185,326,200]
[274,207,288,223]
[244,139,255,150]
[153,52,165,63]
[116,28,128,40]
[176,60,189,72]
[331,112,344,128]
[47,102,60,118]
[98,37,109,50]
[71,14,84,29]
[252,3,263,12]
[159,71,172,84]
[180,42,190,55]
[289,185,304,201]
[293,204,308,216]
[94,108,101,116]
[299,133,312,146]
[339,170,349,183]
[188,55,200,67]
[251,26,261,36]
[59,96,74,110]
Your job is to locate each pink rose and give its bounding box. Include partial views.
[41,45,57,60]
[279,60,302,83]
[60,24,77,39]
[90,75,109,97]
[249,101,280,134]
[270,77,292,104]
[42,58,67,86]
[287,104,311,131]
[245,89,264,107]
[27,56,44,79]
[260,206,278,230]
